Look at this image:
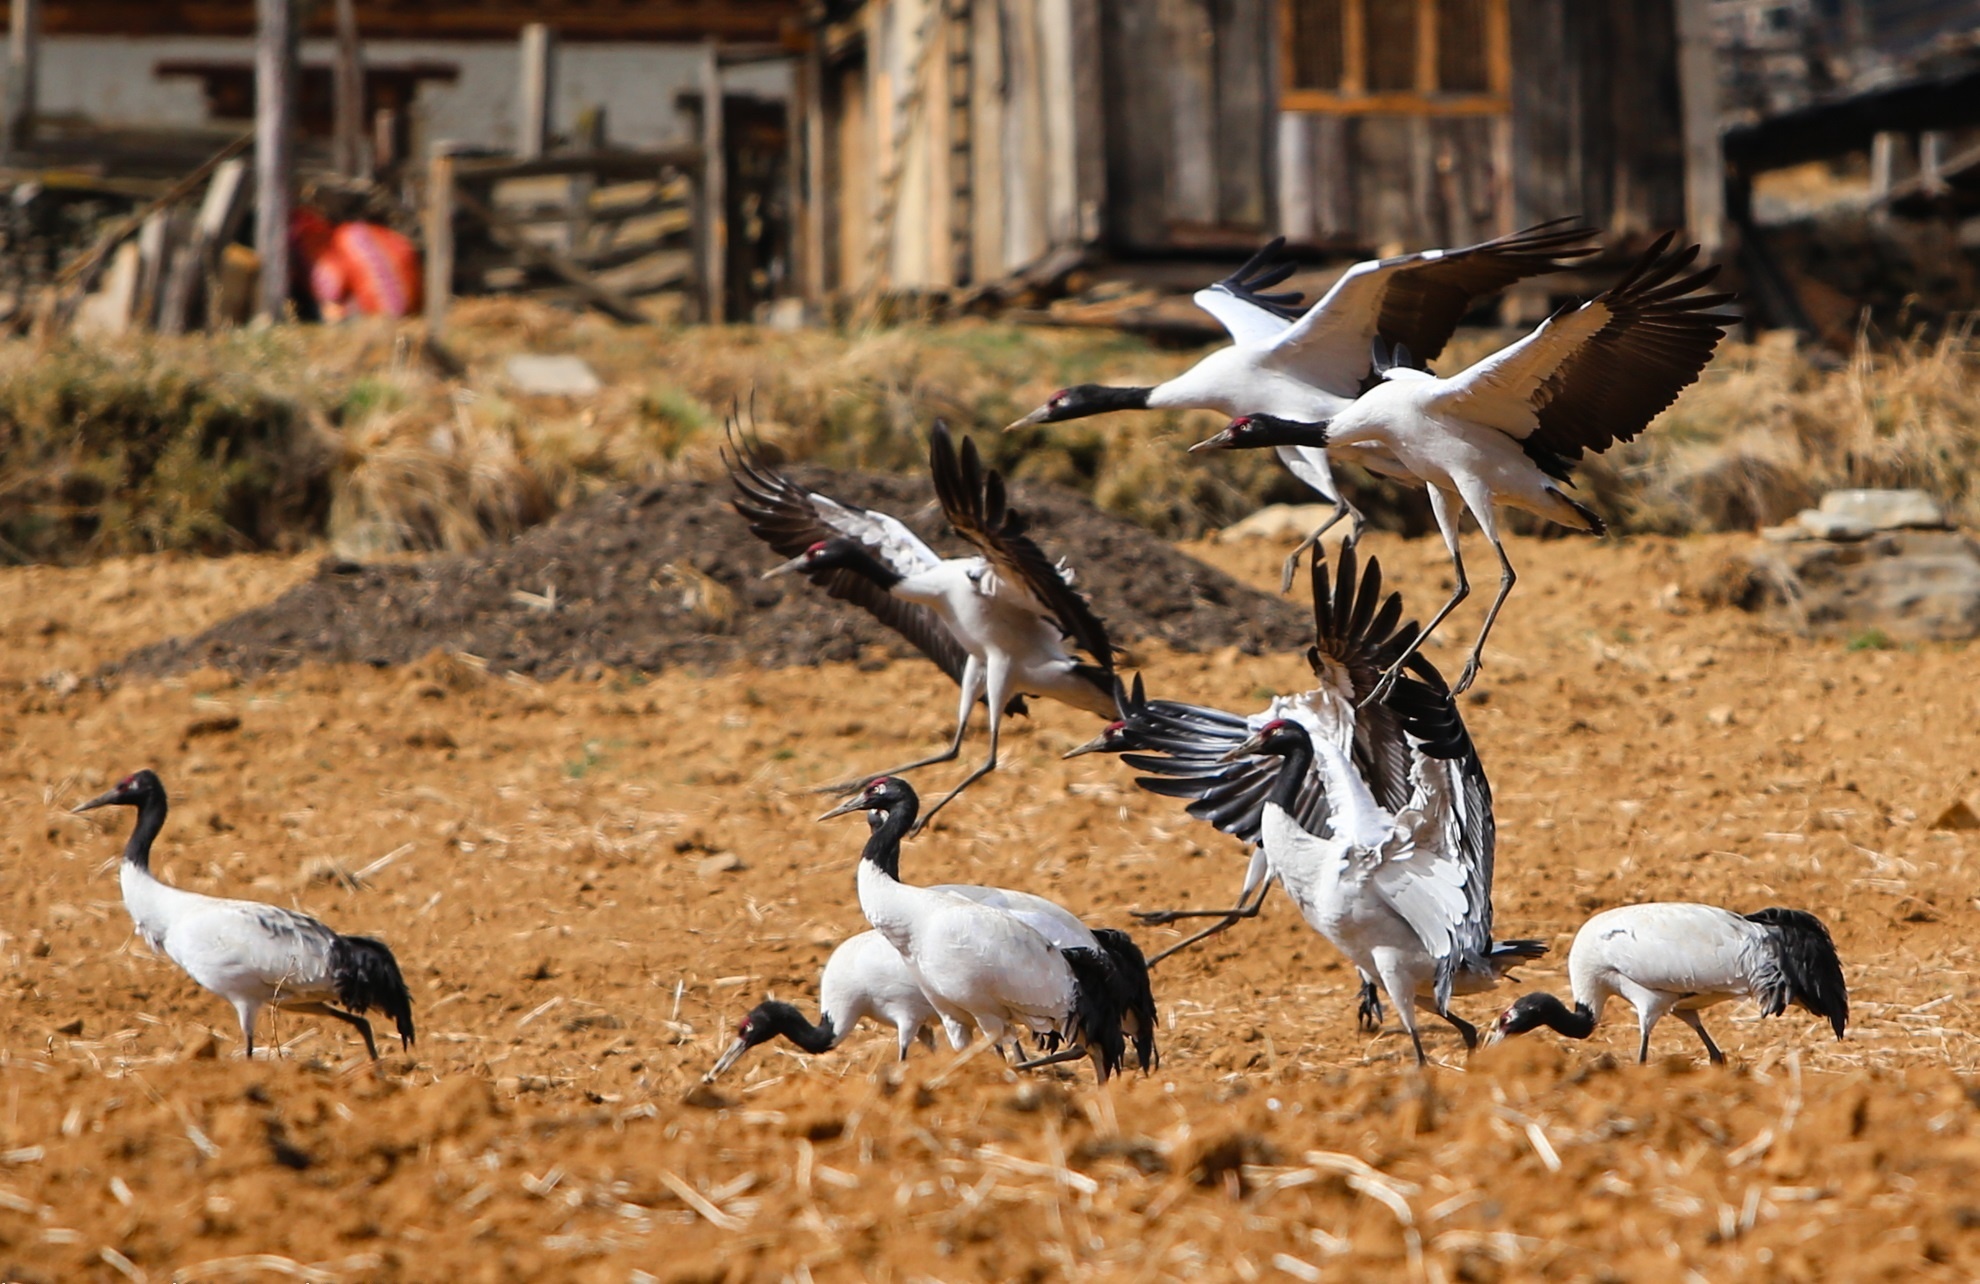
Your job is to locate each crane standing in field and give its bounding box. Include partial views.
[731,421,1117,831]
[821,776,1138,1082]
[74,770,416,1061]
[1484,903,1849,1064]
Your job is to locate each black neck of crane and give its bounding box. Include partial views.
[834,541,905,592]
[755,1001,839,1055]
[1266,727,1314,818]
[123,790,168,873]
[861,796,918,880]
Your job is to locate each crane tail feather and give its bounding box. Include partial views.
[330,934,417,1049]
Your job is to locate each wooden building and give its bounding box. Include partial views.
[797,0,1723,298]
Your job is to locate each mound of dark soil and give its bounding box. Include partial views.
[112,468,1311,681]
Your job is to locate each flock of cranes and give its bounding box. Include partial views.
[67,223,1849,1087]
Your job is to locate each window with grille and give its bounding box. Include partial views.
[1281,0,1509,113]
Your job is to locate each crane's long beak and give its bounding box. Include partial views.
[1187,427,1236,453]
[72,789,119,813]
[761,555,808,580]
[1004,404,1051,433]
[1062,732,1111,759]
[1478,1020,1509,1049]
[816,794,869,821]
[1216,730,1269,763]
[704,1038,751,1081]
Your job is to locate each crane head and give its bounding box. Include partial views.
[817,775,917,822]
[1004,384,1153,432]
[764,537,859,580]
[1189,414,1329,454]
[1220,718,1311,762]
[1063,720,1132,759]
[74,769,165,813]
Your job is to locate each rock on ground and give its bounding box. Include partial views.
[1736,528,1980,642]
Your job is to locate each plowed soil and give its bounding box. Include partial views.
[111,471,1309,683]
[4,527,1979,1284]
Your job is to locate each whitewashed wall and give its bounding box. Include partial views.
[35,36,790,152]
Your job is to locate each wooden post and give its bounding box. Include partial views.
[373,106,400,172]
[332,0,367,178]
[700,39,726,322]
[424,140,459,336]
[255,0,297,320]
[1673,0,1724,258]
[4,0,40,156]
[518,23,556,159]
[798,36,827,306]
[1920,130,1947,194]
[159,156,249,334]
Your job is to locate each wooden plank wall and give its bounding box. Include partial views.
[823,0,1105,291]
[1101,0,1276,253]
[1279,0,1686,252]
[1509,0,1684,237]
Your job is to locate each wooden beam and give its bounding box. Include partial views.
[54,129,253,290]
[700,37,726,322]
[158,155,248,334]
[1673,0,1724,257]
[424,139,459,335]
[517,22,556,160]
[32,3,796,43]
[4,0,39,156]
[332,0,367,177]
[451,185,649,324]
[254,0,296,320]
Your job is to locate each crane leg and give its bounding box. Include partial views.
[1675,1009,1725,1066]
[1453,500,1516,695]
[815,655,981,793]
[1140,878,1276,967]
[1357,979,1386,1033]
[1279,496,1360,594]
[913,655,1009,834]
[1412,996,1479,1051]
[1013,1045,1088,1072]
[1364,486,1468,708]
[283,1000,382,1060]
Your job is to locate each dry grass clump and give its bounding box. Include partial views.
[1596,323,1980,532]
[2,303,1974,564]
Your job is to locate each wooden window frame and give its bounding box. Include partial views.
[1279,0,1511,116]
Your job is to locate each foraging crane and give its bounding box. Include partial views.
[820,776,1137,1082]
[1189,232,1737,694]
[705,931,939,1079]
[1064,549,1507,1043]
[731,422,1117,831]
[1482,903,1849,1065]
[1232,715,1545,1065]
[1007,221,1599,589]
[74,770,415,1060]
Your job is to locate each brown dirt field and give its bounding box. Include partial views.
[3,528,1979,1284]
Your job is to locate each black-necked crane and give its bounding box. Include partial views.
[705,930,938,1079]
[730,421,1117,831]
[1007,221,1598,589]
[74,770,415,1061]
[1483,903,1849,1065]
[1190,232,1737,695]
[820,776,1137,1082]
[1063,550,1511,1039]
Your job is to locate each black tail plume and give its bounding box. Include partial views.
[1092,928,1159,1071]
[330,935,417,1049]
[1746,908,1849,1038]
[1059,947,1129,1083]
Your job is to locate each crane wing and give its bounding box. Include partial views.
[927,422,1116,665]
[163,901,342,994]
[1259,219,1599,396]
[1426,232,1738,469]
[934,884,1099,952]
[726,431,1008,706]
[1192,236,1311,348]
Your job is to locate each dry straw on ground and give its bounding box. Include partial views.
[0,303,1973,563]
